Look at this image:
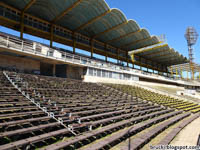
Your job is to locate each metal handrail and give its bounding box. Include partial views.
[0,32,178,82]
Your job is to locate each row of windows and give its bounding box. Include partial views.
[0,6,20,22]
[87,67,139,81]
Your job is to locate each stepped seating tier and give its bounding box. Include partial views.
[108,84,200,113]
[0,71,198,150]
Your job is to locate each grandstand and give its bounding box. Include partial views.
[0,0,200,150]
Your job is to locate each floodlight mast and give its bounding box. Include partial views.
[184,27,198,80]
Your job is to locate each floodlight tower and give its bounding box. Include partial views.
[184,27,198,80]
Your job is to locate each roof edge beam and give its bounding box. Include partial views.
[23,0,36,13]
[129,43,167,55]
[74,10,111,32]
[51,0,82,23]
[92,21,128,39]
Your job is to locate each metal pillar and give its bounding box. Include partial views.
[73,41,76,54]
[117,49,119,64]
[199,71,200,80]
[20,12,25,39]
[170,67,173,77]
[50,25,54,48]
[91,40,94,58]
[131,53,134,63]
[180,68,183,79]
[126,51,129,67]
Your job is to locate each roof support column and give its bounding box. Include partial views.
[156,64,159,74]
[117,48,119,64]
[90,40,94,58]
[73,33,76,54]
[73,41,76,54]
[199,71,200,80]
[180,68,183,79]
[131,53,134,64]
[146,60,149,73]
[104,44,107,62]
[139,57,142,70]
[170,67,173,78]
[190,62,194,80]
[20,12,25,39]
[126,51,129,67]
[20,0,36,39]
[50,25,54,48]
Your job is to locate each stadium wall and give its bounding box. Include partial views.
[0,54,40,72]
[83,76,138,85]
[0,53,86,79]
[66,65,86,80]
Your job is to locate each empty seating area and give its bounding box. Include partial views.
[108,84,200,113]
[0,71,198,150]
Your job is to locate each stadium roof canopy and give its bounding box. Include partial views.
[129,43,188,66]
[1,0,160,50]
[0,0,188,69]
[170,63,200,72]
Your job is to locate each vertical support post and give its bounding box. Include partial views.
[20,12,25,39]
[91,40,93,58]
[126,51,129,67]
[117,49,119,64]
[176,68,178,79]
[131,53,134,63]
[187,71,189,80]
[73,41,76,54]
[104,44,107,61]
[170,67,173,77]
[191,62,194,80]
[180,68,182,79]
[199,71,200,80]
[192,66,194,80]
[50,25,54,48]
[73,33,76,54]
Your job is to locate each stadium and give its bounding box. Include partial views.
[0,0,200,149]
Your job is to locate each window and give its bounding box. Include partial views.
[89,68,93,76]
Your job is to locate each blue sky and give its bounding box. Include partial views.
[106,0,200,64]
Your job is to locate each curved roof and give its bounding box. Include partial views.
[170,63,200,72]
[131,44,188,66]
[2,0,159,51]
[1,0,188,67]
